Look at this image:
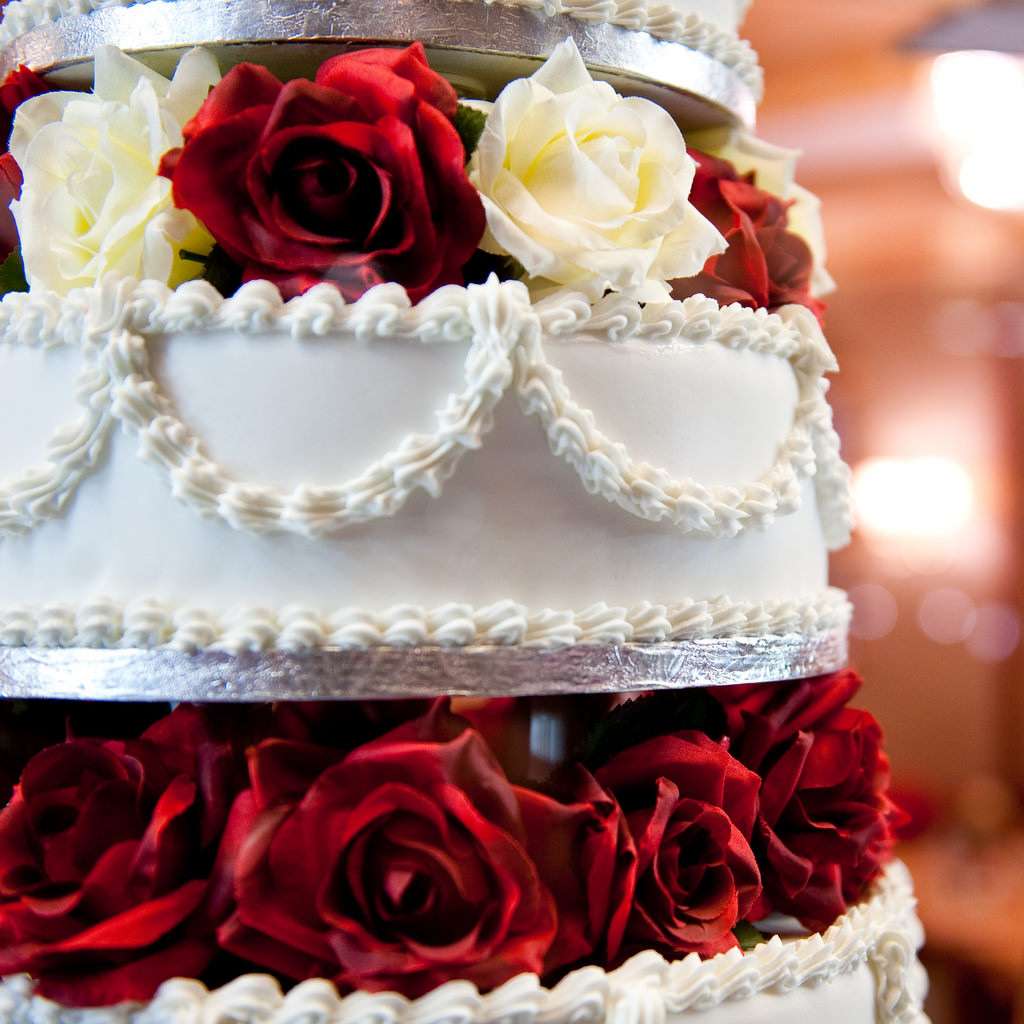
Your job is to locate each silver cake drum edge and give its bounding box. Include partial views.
[0,630,848,701]
[0,0,756,127]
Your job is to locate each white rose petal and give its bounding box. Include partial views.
[10,45,220,295]
[688,125,835,297]
[469,39,725,300]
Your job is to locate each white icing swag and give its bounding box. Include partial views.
[0,277,850,542]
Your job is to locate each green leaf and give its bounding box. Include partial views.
[454,104,487,162]
[580,690,728,770]
[733,921,767,951]
[0,247,28,296]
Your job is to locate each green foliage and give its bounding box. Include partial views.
[454,104,487,161]
[0,247,28,296]
[581,690,728,770]
[733,921,767,951]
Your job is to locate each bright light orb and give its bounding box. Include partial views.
[929,51,1024,211]
[852,455,975,541]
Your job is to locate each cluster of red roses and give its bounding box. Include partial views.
[0,47,821,317]
[0,673,899,1009]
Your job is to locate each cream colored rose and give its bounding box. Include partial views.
[688,126,835,297]
[10,45,220,295]
[469,40,725,302]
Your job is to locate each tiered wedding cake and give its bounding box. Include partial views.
[0,1,928,1021]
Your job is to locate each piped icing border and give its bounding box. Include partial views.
[0,861,928,1023]
[0,588,851,652]
[0,288,114,535]
[522,292,838,539]
[0,0,763,99]
[465,0,763,97]
[0,277,851,546]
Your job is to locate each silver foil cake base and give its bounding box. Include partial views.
[0,0,756,127]
[0,630,848,701]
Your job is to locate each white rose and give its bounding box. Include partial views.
[687,126,835,297]
[10,45,220,295]
[469,39,725,302]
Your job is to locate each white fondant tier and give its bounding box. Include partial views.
[0,861,930,1024]
[0,0,762,100]
[0,277,851,652]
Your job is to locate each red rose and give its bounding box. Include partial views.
[160,43,485,300]
[270,698,432,750]
[518,764,636,974]
[672,149,823,321]
[457,699,638,972]
[0,65,50,147]
[0,706,245,1007]
[596,731,761,957]
[220,703,558,996]
[0,65,50,262]
[716,673,900,929]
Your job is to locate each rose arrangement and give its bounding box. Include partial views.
[0,677,899,1007]
[0,43,827,316]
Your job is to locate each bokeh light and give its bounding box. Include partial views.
[929,50,1024,210]
[849,582,899,641]
[965,602,1021,663]
[917,588,977,645]
[852,456,975,541]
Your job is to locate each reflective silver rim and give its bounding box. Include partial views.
[0,630,848,701]
[0,0,756,127]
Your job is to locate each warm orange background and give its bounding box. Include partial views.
[747,4,1024,1020]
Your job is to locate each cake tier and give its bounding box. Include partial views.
[0,861,929,1024]
[0,0,760,131]
[0,278,850,654]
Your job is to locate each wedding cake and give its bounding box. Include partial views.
[0,0,928,1021]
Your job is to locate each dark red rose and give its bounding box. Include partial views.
[219,703,559,996]
[596,731,761,958]
[518,763,636,974]
[715,673,901,929]
[270,698,432,751]
[672,149,824,321]
[0,65,49,262]
[0,706,245,1007]
[0,65,49,148]
[160,43,485,300]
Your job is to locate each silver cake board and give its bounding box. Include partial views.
[0,630,848,701]
[0,0,756,128]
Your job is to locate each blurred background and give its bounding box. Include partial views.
[744,2,1024,1020]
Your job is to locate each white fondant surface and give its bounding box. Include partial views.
[0,345,81,478]
[0,280,847,649]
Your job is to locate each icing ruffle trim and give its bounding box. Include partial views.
[0,589,851,652]
[0,861,929,1023]
[468,0,763,97]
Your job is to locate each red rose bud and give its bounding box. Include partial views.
[160,43,485,301]
[673,148,824,322]
[0,65,49,151]
[597,731,762,958]
[0,706,245,1007]
[716,674,901,929]
[0,65,49,263]
[517,764,637,974]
